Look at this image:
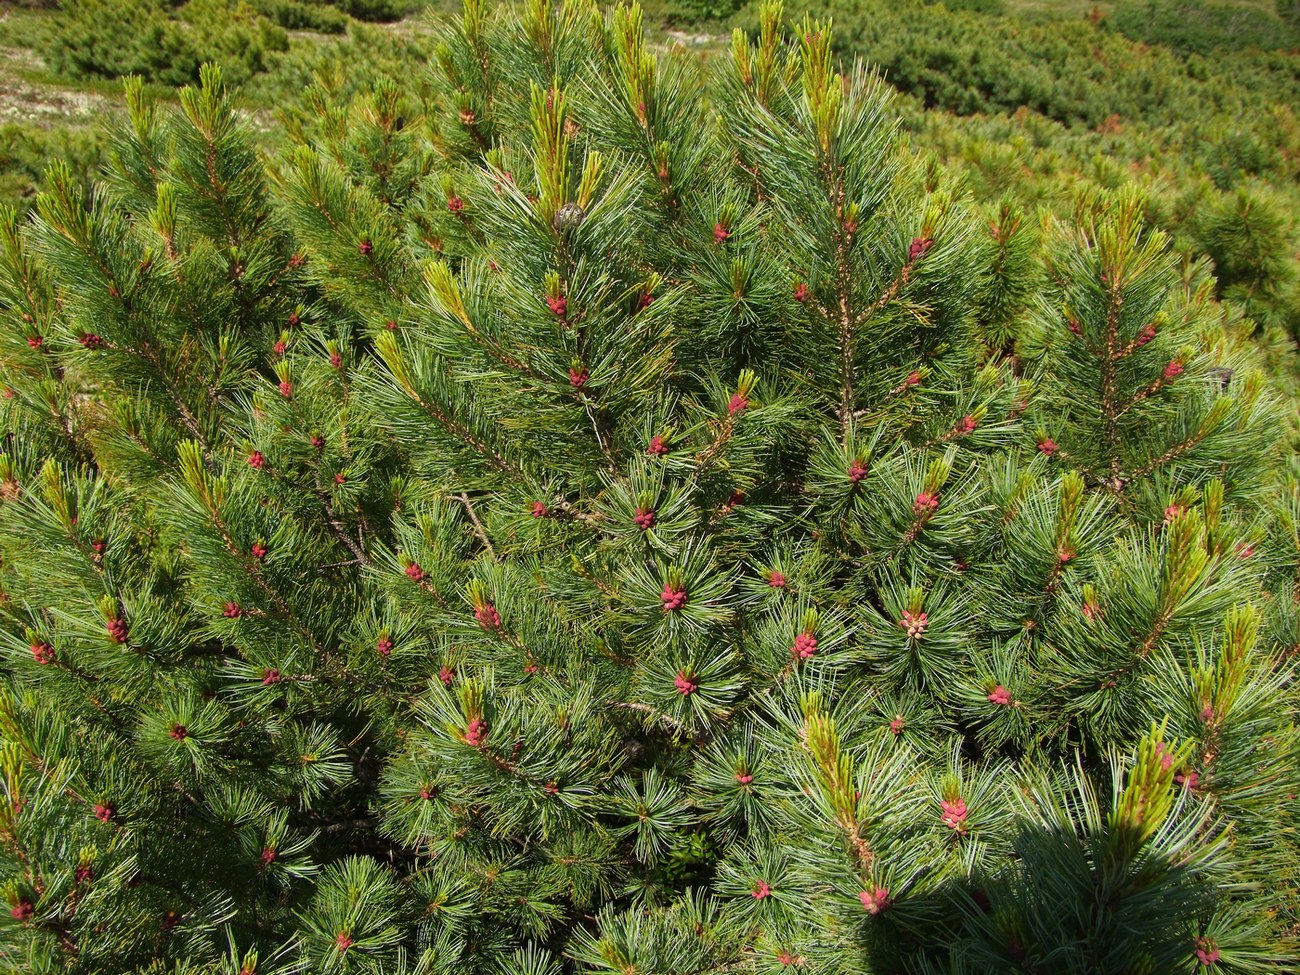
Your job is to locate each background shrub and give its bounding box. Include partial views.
[1108,0,1300,55]
[47,0,289,87]
[249,0,349,32]
[328,0,426,21]
[0,123,104,212]
[42,0,420,90]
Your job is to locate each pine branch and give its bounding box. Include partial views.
[456,491,495,558]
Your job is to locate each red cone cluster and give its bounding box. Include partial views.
[900,609,928,638]
[475,603,502,630]
[464,717,488,746]
[859,886,891,914]
[940,796,968,831]
[1194,938,1220,965]
[792,632,817,659]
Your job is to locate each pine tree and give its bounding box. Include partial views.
[0,3,1297,973]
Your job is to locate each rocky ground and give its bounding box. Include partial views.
[0,44,108,125]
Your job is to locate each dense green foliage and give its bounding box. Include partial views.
[331,0,426,20]
[250,0,351,35]
[3,0,1298,350]
[1109,0,1300,55]
[0,124,103,214]
[42,0,426,87]
[47,0,291,87]
[782,0,1300,146]
[758,0,1300,340]
[0,2,1297,972]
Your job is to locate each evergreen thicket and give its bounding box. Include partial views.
[0,2,1297,973]
[43,0,425,87]
[7,0,1300,350]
